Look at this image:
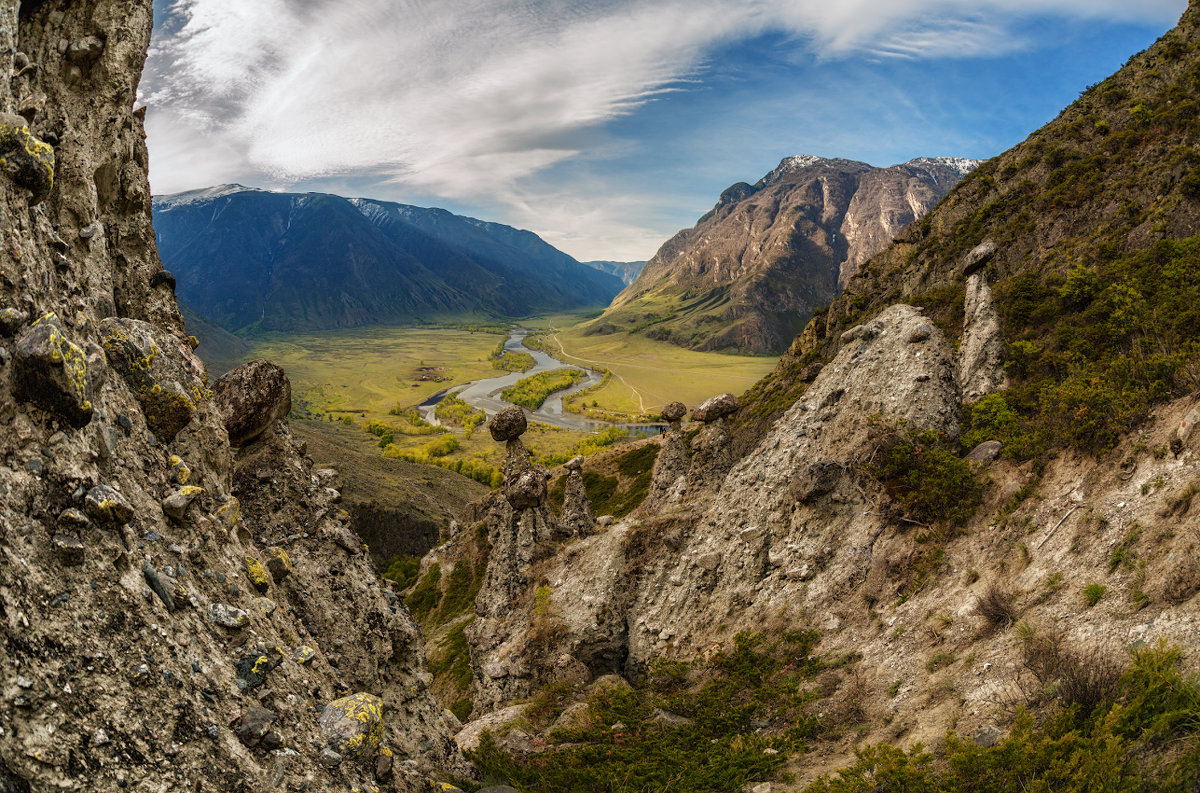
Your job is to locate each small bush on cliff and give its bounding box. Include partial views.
[867,428,983,527]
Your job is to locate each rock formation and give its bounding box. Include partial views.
[957,242,1009,400]
[683,393,739,496]
[643,400,689,510]
[0,3,463,790]
[557,455,595,536]
[467,407,557,711]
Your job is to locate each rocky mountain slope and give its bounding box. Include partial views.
[580,259,646,286]
[406,4,1200,791]
[591,156,976,354]
[0,4,470,791]
[152,186,624,334]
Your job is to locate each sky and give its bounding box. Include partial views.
[142,0,1187,262]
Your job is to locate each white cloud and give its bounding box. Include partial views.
[143,0,1186,257]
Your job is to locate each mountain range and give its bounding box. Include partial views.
[152,186,625,333]
[591,155,978,354]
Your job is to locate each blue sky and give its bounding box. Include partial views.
[142,0,1185,261]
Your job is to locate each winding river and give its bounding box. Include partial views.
[418,328,662,434]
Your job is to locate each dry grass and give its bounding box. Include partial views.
[1019,626,1125,714]
[974,584,1020,631]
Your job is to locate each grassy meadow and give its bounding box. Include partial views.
[244,326,502,419]
[541,321,778,414]
[214,316,779,480]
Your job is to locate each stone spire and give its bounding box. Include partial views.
[557,455,595,536]
[643,401,689,510]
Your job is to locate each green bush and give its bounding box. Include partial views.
[470,631,827,793]
[1082,582,1108,607]
[380,555,420,589]
[867,429,983,526]
[805,642,1200,793]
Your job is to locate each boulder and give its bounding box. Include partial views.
[966,440,1003,465]
[0,114,54,203]
[318,693,384,760]
[230,706,280,749]
[83,485,133,528]
[661,401,687,422]
[564,455,584,471]
[692,393,738,422]
[0,307,27,336]
[99,318,209,442]
[12,314,93,427]
[211,359,292,446]
[504,466,549,510]
[789,461,844,503]
[453,704,529,752]
[963,239,997,276]
[489,405,527,442]
[161,485,203,522]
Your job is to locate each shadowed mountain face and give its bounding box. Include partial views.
[593,156,976,354]
[581,260,647,286]
[152,186,624,333]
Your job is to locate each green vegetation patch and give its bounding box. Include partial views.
[552,443,660,518]
[434,394,486,437]
[866,427,984,527]
[492,351,536,372]
[986,236,1200,455]
[470,630,829,793]
[804,642,1200,793]
[501,368,588,410]
[380,555,421,589]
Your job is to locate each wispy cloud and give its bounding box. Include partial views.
[142,0,1185,259]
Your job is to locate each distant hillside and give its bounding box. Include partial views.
[581,259,646,286]
[152,186,624,333]
[178,302,249,377]
[591,156,976,354]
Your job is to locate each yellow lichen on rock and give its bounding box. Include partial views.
[243,555,271,593]
[0,114,55,203]
[318,692,384,760]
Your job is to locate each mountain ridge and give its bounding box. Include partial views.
[589,154,979,354]
[152,186,625,333]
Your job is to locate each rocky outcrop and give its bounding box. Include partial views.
[212,358,292,446]
[558,455,595,536]
[643,401,689,510]
[682,393,739,496]
[467,408,558,711]
[958,260,1009,401]
[0,2,464,790]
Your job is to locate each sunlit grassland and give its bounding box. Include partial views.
[544,322,777,413]
[244,327,502,419]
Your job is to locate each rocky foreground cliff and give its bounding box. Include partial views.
[0,2,468,791]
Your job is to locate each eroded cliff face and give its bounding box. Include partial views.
[444,291,1200,786]
[592,156,976,354]
[0,3,462,790]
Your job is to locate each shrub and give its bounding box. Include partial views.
[974,584,1019,630]
[867,428,984,526]
[380,555,420,589]
[1082,582,1108,607]
[470,630,828,793]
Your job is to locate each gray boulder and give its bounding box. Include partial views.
[692,393,738,422]
[12,314,93,427]
[211,359,292,446]
[489,405,527,441]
